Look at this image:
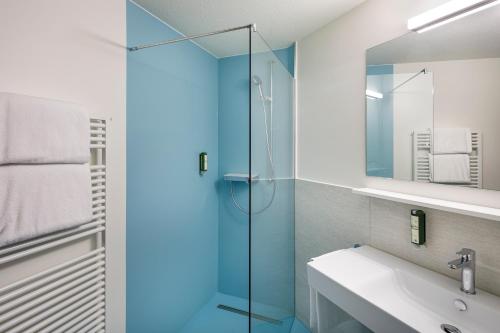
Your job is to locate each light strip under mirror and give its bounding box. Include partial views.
[408,0,500,33]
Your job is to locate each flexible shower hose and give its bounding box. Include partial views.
[230,83,276,215]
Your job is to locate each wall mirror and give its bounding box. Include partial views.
[365,4,500,191]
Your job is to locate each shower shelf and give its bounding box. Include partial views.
[224,173,259,182]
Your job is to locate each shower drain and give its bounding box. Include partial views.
[441,324,462,333]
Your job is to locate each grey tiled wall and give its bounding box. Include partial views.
[295,180,370,324]
[295,179,500,325]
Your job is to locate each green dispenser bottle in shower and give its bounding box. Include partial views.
[199,152,208,175]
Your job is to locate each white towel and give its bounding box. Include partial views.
[433,128,472,154]
[310,287,319,333]
[429,154,471,184]
[0,164,92,247]
[0,92,90,165]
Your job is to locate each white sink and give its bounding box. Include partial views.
[307,246,500,333]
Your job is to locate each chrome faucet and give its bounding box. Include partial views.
[448,248,476,295]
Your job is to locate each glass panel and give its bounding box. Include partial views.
[250,31,295,333]
[127,3,251,331]
[366,70,434,181]
[214,27,251,333]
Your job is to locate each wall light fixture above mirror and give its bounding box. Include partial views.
[408,0,500,33]
[365,0,500,191]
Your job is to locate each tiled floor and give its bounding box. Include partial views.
[179,292,310,333]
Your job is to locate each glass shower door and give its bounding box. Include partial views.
[250,31,295,333]
[128,8,294,330]
[127,6,253,331]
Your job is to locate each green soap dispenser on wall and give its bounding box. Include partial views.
[199,152,208,175]
[411,209,426,246]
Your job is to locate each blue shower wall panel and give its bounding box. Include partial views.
[250,50,295,315]
[366,65,394,178]
[367,64,393,76]
[127,2,219,333]
[218,48,295,316]
[274,45,295,77]
[217,54,250,300]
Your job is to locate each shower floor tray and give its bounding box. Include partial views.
[179,292,309,333]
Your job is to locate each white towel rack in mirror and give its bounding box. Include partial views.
[413,129,482,188]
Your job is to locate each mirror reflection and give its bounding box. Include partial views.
[365,4,500,191]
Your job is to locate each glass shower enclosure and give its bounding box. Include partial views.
[127,2,295,332]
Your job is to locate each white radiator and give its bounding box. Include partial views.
[413,129,482,188]
[0,118,107,332]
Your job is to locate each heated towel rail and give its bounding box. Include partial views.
[413,129,482,188]
[0,118,107,332]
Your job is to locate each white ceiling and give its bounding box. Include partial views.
[132,0,366,58]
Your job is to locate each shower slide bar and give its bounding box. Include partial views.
[128,23,256,51]
[0,118,107,333]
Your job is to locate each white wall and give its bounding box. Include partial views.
[296,0,500,208]
[0,1,126,331]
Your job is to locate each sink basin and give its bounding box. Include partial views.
[307,246,500,333]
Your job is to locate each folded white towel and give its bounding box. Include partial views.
[433,128,472,154]
[0,164,92,247]
[0,92,90,165]
[429,154,471,184]
[310,286,318,333]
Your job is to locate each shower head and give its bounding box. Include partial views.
[252,75,262,86]
[252,75,272,103]
[253,75,265,101]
